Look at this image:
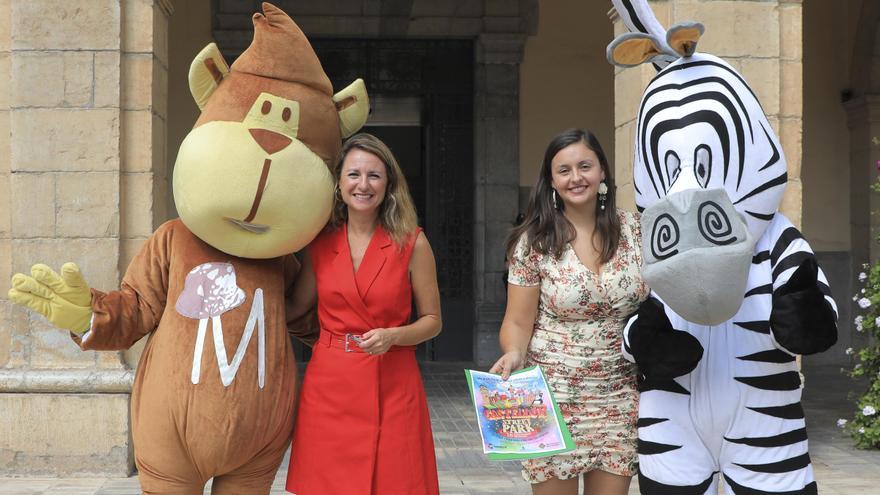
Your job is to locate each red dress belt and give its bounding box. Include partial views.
[317,331,416,353]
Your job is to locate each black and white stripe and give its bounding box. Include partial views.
[627,216,832,494]
[612,1,834,492]
[632,53,787,244]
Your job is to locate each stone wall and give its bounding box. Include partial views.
[0,2,12,380]
[0,0,171,476]
[0,0,861,476]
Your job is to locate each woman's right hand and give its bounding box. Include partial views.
[489,350,526,380]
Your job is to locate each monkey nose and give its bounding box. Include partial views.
[249,129,292,155]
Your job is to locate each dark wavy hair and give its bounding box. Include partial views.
[506,128,620,263]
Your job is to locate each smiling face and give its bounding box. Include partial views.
[550,141,606,211]
[173,4,371,260]
[633,53,786,242]
[339,149,388,217]
[173,85,336,260]
[632,53,786,325]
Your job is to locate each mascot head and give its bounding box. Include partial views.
[608,0,787,325]
[174,2,370,259]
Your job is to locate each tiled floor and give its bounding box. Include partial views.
[0,363,878,494]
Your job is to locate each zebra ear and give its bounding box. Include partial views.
[607,32,669,68]
[666,22,704,58]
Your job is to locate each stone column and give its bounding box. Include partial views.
[609,1,673,211]
[120,0,172,367]
[777,0,804,227]
[611,0,804,227]
[0,3,12,385]
[0,0,171,476]
[473,32,526,366]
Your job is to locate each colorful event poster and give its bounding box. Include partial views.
[464,366,575,460]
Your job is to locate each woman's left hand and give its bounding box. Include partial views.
[359,328,398,355]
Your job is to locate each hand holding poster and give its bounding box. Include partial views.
[464,366,575,460]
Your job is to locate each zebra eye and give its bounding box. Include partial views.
[665,151,681,185]
[694,145,712,188]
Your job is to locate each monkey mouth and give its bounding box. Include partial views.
[225,158,273,235]
[226,218,270,234]
[237,158,272,227]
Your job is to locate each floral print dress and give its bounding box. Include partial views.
[507,209,649,482]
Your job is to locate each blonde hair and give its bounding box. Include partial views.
[329,133,419,247]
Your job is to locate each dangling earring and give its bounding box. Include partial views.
[598,181,608,211]
[334,185,342,201]
[552,189,559,210]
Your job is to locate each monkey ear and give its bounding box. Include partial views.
[189,43,230,110]
[333,78,370,138]
[607,32,670,67]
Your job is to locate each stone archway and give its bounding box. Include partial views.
[843,0,880,362]
[846,1,880,267]
[212,1,539,365]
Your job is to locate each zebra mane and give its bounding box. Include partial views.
[608,0,704,70]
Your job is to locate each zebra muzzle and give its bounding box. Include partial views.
[640,188,754,326]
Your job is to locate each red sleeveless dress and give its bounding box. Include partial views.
[286,224,439,495]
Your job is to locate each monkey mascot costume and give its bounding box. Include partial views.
[8,3,370,493]
[607,0,838,493]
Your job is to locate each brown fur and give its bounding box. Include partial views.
[194,71,341,164]
[193,2,341,165]
[74,4,343,492]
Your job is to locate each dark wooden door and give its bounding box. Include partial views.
[307,39,475,362]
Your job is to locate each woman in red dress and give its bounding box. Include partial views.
[286,133,442,495]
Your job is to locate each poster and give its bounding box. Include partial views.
[464,366,575,460]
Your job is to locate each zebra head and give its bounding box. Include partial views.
[609,0,787,325]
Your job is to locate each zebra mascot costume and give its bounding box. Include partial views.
[607,1,838,493]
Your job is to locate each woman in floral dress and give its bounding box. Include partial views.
[490,128,648,495]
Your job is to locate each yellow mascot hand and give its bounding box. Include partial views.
[7,263,93,334]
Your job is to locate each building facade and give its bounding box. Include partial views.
[0,0,875,475]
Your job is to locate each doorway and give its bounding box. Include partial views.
[293,39,476,362]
